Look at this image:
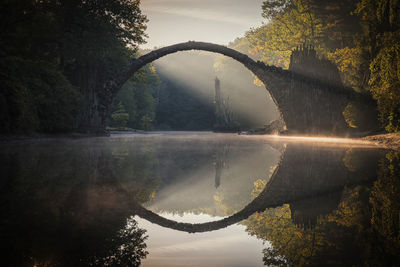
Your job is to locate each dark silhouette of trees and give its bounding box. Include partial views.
[0,0,147,134]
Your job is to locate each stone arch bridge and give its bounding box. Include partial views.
[92,41,373,135]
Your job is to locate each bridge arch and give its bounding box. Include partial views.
[116,41,287,128]
[84,40,375,135]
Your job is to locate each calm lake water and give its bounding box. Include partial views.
[0,132,399,266]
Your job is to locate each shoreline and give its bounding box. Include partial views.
[363,133,400,151]
[0,132,110,143]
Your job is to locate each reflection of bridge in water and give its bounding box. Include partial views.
[129,143,382,233]
[0,137,385,266]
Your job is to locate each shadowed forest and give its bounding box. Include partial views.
[1,0,399,135]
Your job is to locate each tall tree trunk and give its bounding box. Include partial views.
[76,60,114,134]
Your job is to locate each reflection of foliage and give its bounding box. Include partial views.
[213,162,276,216]
[263,247,288,267]
[244,152,400,266]
[92,217,148,267]
[370,151,400,256]
[0,140,156,266]
[343,148,364,172]
[342,148,383,176]
[342,102,361,128]
[327,186,370,232]
[111,142,160,204]
[251,165,276,198]
[213,185,256,216]
[244,204,324,266]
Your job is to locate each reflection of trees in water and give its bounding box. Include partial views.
[289,192,342,229]
[243,149,400,266]
[0,141,153,266]
[131,144,380,234]
[90,217,148,267]
[370,151,400,259]
[149,139,278,217]
[1,139,398,266]
[213,143,230,188]
[110,140,160,204]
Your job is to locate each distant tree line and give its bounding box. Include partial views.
[154,73,215,131]
[108,64,216,131]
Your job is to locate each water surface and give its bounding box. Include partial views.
[0,132,399,266]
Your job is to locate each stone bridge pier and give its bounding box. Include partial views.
[93,41,374,136]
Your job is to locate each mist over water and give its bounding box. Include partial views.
[0,132,398,266]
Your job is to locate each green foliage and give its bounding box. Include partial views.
[248,0,361,67]
[155,74,215,131]
[0,0,147,134]
[353,0,400,131]
[247,0,329,68]
[328,47,367,92]
[249,0,400,132]
[141,115,153,130]
[111,103,130,128]
[111,65,159,130]
[0,56,81,133]
[262,0,292,20]
[368,32,400,132]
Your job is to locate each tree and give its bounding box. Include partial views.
[110,64,159,130]
[247,0,327,68]
[353,0,400,131]
[0,0,148,134]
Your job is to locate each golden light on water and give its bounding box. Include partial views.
[262,135,377,146]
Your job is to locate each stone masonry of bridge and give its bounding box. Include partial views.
[90,41,373,135]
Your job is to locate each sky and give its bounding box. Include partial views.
[138,213,266,267]
[140,0,265,49]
